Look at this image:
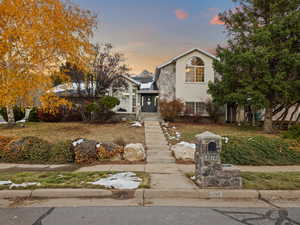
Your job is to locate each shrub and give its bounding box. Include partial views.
[62,108,83,122]
[86,102,99,113]
[205,100,224,123]
[37,109,63,122]
[2,137,51,163]
[73,139,98,164]
[159,99,184,122]
[221,136,300,166]
[98,96,120,112]
[50,140,75,163]
[96,142,123,160]
[0,106,25,122]
[282,124,300,140]
[28,108,40,122]
[0,136,15,160]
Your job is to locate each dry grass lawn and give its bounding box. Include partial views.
[172,122,279,143]
[0,122,144,144]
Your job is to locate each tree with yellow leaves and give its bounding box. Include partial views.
[0,0,97,124]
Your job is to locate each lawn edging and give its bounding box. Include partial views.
[1,188,300,201]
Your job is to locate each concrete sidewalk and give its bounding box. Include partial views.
[2,163,300,173]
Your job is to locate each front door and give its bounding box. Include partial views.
[142,95,157,112]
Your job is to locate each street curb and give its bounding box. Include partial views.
[144,189,259,200]
[259,190,300,201]
[0,189,299,201]
[144,189,200,199]
[0,190,32,199]
[31,189,113,199]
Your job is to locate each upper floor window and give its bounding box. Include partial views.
[185,56,205,83]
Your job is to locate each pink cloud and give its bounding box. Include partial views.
[174,9,189,20]
[209,15,225,25]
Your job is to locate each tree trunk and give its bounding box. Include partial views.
[7,107,15,125]
[264,105,273,133]
[252,110,256,127]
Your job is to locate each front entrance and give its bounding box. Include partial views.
[141,94,158,112]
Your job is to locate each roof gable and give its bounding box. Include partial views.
[157,48,218,69]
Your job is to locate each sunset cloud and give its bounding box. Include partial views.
[209,15,225,25]
[174,9,189,20]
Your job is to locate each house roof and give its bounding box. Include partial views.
[121,75,141,86]
[157,48,218,69]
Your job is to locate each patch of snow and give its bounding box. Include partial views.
[16,119,26,123]
[72,139,85,147]
[0,181,12,185]
[9,182,40,189]
[131,121,142,127]
[0,121,8,125]
[88,172,141,190]
[223,137,229,143]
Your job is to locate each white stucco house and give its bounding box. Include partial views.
[110,48,219,119]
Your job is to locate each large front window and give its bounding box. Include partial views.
[185,102,206,115]
[185,56,205,83]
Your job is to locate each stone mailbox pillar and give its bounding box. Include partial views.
[195,131,242,189]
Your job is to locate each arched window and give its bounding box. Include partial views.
[185,56,205,82]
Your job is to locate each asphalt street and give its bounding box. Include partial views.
[1,206,300,225]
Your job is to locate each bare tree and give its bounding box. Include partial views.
[86,43,129,97]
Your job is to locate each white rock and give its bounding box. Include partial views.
[124,143,145,161]
[89,172,141,189]
[171,142,196,161]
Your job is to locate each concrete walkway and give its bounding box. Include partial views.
[145,121,174,164]
[144,121,198,191]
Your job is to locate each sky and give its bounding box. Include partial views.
[72,0,237,74]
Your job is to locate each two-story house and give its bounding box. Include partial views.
[139,48,217,117]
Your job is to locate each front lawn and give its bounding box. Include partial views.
[0,171,150,190]
[0,122,144,144]
[242,172,300,190]
[186,172,300,190]
[172,123,278,143]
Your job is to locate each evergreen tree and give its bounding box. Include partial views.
[209,0,300,133]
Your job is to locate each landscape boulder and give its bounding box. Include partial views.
[96,142,123,161]
[124,143,145,161]
[171,142,196,161]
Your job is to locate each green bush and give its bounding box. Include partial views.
[86,102,99,113]
[50,140,75,163]
[2,137,51,163]
[98,96,120,112]
[221,136,300,166]
[0,106,25,122]
[282,124,300,140]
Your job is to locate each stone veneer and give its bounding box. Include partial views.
[157,63,176,101]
